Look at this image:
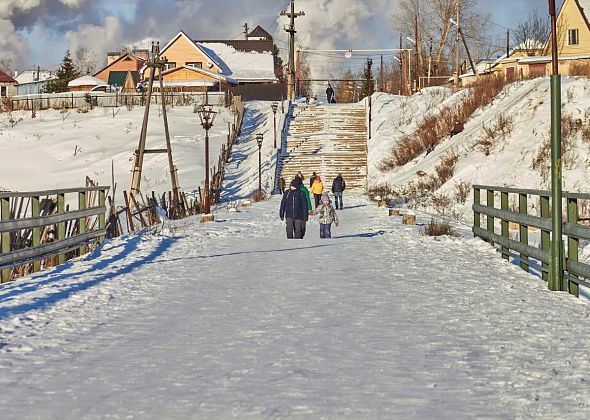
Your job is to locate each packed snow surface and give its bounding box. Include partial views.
[1,197,590,418]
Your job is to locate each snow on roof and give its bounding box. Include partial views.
[578,0,590,23]
[68,75,106,87]
[200,42,277,82]
[15,70,55,85]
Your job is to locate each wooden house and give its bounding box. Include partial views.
[94,52,146,91]
[142,30,277,92]
[0,70,18,98]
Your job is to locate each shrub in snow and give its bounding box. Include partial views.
[421,219,458,237]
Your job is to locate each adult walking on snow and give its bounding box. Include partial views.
[309,171,317,187]
[310,176,324,208]
[280,178,309,239]
[296,171,313,236]
[331,173,346,210]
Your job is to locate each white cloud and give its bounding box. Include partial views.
[64,16,122,64]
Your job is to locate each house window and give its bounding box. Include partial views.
[186,62,203,69]
[0,86,5,97]
[568,29,579,45]
[164,62,176,71]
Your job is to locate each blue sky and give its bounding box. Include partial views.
[9,0,565,69]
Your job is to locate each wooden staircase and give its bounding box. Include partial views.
[278,102,368,191]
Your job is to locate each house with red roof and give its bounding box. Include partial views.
[0,70,17,98]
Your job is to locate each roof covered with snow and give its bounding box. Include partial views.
[15,70,55,85]
[68,75,106,87]
[578,0,590,23]
[200,42,277,83]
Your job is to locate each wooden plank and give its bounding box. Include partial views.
[0,206,105,233]
[473,226,549,264]
[1,197,10,282]
[0,186,110,199]
[0,230,105,270]
[32,196,41,272]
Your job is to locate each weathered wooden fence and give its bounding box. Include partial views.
[0,186,109,283]
[209,95,246,204]
[4,91,226,112]
[473,185,590,298]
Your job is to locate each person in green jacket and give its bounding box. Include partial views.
[296,171,313,237]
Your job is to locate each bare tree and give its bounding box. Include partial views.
[392,0,490,76]
[512,12,550,55]
[74,46,98,75]
[0,57,15,75]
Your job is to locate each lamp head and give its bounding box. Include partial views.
[271,102,278,113]
[256,133,263,148]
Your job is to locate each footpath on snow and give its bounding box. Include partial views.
[1,196,590,418]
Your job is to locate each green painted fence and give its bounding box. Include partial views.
[473,185,590,298]
[0,186,109,283]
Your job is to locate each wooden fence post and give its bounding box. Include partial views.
[57,193,66,264]
[473,187,480,231]
[487,189,495,240]
[32,196,41,272]
[1,197,10,282]
[99,189,106,237]
[519,193,529,272]
[540,195,550,281]
[79,191,87,255]
[501,191,509,260]
[567,195,579,297]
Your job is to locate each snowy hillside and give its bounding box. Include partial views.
[369,77,590,220]
[0,104,277,204]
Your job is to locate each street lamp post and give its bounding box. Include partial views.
[197,103,217,215]
[271,102,278,149]
[549,0,564,291]
[256,133,264,194]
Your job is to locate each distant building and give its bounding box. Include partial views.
[68,75,107,92]
[141,30,277,92]
[15,69,56,95]
[94,52,146,92]
[0,70,17,98]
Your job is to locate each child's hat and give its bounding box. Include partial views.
[321,192,330,202]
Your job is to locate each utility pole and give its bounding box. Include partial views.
[281,0,305,101]
[399,34,404,94]
[506,29,510,58]
[455,0,461,86]
[380,54,384,92]
[244,23,250,40]
[458,26,477,76]
[414,14,419,91]
[549,0,564,292]
[427,37,433,88]
[130,42,179,200]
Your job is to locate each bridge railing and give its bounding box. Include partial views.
[0,186,109,283]
[473,185,590,298]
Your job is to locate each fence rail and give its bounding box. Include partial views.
[0,186,109,283]
[4,91,227,112]
[472,185,590,298]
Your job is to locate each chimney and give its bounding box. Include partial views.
[14,70,18,78]
[107,52,121,65]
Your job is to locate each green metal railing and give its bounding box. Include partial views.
[473,185,590,298]
[0,186,109,283]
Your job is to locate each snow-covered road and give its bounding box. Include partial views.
[1,197,590,419]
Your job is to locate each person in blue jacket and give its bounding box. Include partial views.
[280,178,309,239]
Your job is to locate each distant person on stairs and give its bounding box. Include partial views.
[331,173,346,210]
[326,82,335,103]
[280,178,309,239]
[278,176,286,194]
[317,192,339,239]
[310,171,317,187]
[310,176,325,208]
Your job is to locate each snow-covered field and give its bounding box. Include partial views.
[0,103,277,204]
[1,197,590,418]
[369,77,590,221]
